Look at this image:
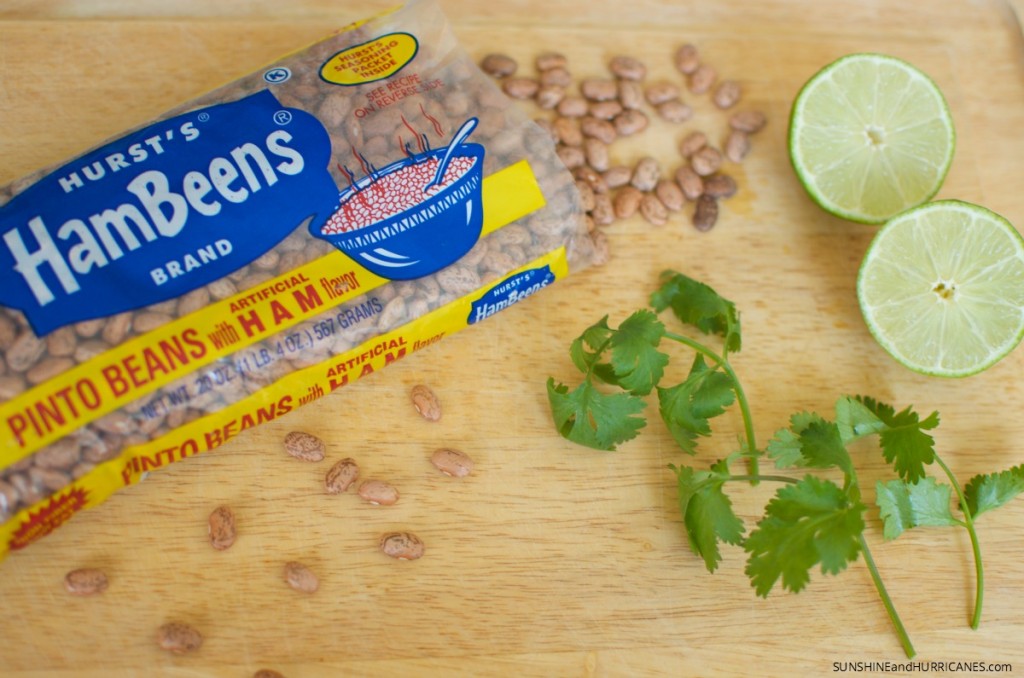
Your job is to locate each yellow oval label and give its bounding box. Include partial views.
[320,33,419,86]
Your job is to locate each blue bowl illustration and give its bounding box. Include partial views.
[315,142,485,280]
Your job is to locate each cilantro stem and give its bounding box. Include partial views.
[859,534,916,658]
[727,474,798,485]
[665,331,760,481]
[932,454,984,629]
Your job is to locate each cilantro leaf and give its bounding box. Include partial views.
[766,413,852,475]
[766,412,824,468]
[963,464,1024,517]
[569,316,613,374]
[608,310,668,395]
[674,461,745,572]
[547,377,646,451]
[744,475,865,597]
[856,396,939,482]
[658,355,737,455]
[876,478,960,540]
[835,395,888,444]
[650,271,741,354]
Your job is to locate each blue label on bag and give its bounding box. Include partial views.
[0,89,339,335]
[468,264,556,325]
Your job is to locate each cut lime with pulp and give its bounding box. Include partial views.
[789,53,956,224]
[857,200,1024,377]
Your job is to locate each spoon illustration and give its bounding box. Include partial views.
[425,116,478,192]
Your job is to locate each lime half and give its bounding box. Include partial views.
[789,53,956,224]
[857,200,1024,377]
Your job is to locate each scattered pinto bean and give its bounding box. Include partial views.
[410,384,441,422]
[639,194,670,226]
[729,110,767,134]
[608,55,647,80]
[430,448,475,478]
[617,80,644,110]
[480,53,517,78]
[713,80,742,109]
[208,505,237,551]
[502,77,539,100]
[645,82,680,105]
[283,431,326,462]
[678,131,707,158]
[580,78,618,102]
[724,130,751,163]
[325,458,360,494]
[580,116,618,144]
[676,165,705,201]
[689,64,717,94]
[64,568,108,595]
[655,100,693,123]
[589,100,623,121]
[693,195,720,232]
[535,85,565,109]
[704,173,738,199]
[674,44,700,74]
[613,109,649,136]
[691,146,723,177]
[590,193,615,226]
[538,66,572,88]
[253,671,286,678]
[157,622,203,654]
[630,157,662,192]
[602,165,633,189]
[535,51,568,71]
[555,96,589,118]
[358,480,400,506]
[380,532,426,560]
[283,561,319,593]
[613,186,644,219]
[655,179,686,211]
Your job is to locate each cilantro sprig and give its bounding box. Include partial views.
[547,270,1024,658]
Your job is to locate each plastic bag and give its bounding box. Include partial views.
[0,0,602,560]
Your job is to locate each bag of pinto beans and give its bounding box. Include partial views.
[0,0,603,561]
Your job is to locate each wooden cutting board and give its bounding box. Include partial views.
[3,1,1024,675]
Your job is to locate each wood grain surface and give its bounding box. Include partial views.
[3,1,1024,675]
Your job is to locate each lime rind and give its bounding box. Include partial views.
[857,200,1024,377]
[789,53,956,224]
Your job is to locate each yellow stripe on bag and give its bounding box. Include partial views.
[0,159,544,468]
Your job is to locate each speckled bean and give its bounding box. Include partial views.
[283,431,326,462]
[157,622,203,655]
[358,480,400,506]
[410,384,442,421]
[380,531,425,560]
[64,568,108,595]
[430,448,475,477]
[284,561,319,593]
[208,505,237,551]
[325,458,360,494]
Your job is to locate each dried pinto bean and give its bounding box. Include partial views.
[639,194,669,226]
[284,561,319,593]
[358,480,399,506]
[655,179,686,212]
[430,448,475,478]
[730,110,768,134]
[608,55,646,80]
[691,146,723,177]
[157,622,203,655]
[630,157,661,192]
[580,78,618,102]
[410,384,441,421]
[693,195,720,232]
[613,109,649,136]
[282,431,326,462]
[675,44,700,74]
[704,173,738,199]
[613,186,644,219]
[64,568,108,595]
[253,671,287,678]
[380,531,425,560]
[325,458,360,494]
[480,53,517,78]
[535,51,568,71]
[502,77,539,100]
[208,505,237,551]
[724,130,751,162]
[713,80,742,109]
[655,100,693,123]
[675,166,705,201]
[689,64,717,94]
